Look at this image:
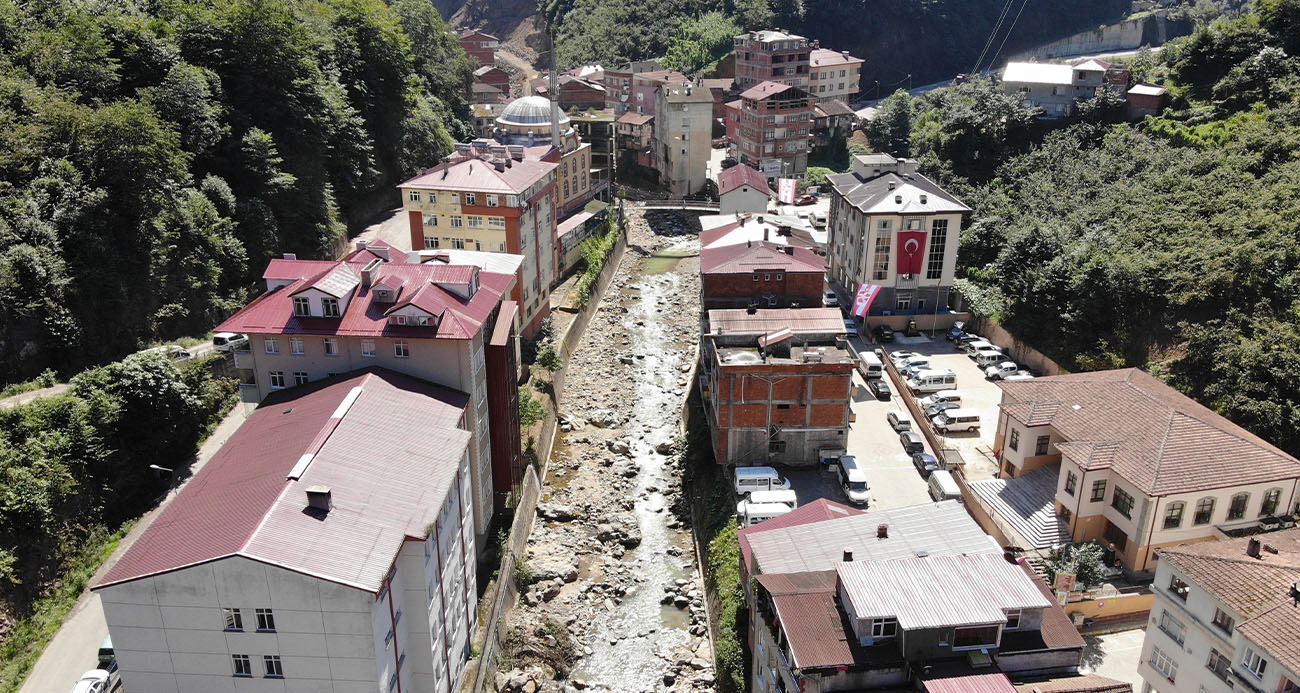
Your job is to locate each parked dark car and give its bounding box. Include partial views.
[868,378,892,400]
[945,322,966,341]
[912,452,942,477]
[874,324,895,343]
[721,157,738,170]
[955,332,983,347]
[899,430,924,454]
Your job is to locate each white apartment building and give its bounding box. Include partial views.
[1002,59,1129,117]
[808,48,863,104]
[653,82,714,197]
[1138,529,1300,693]
[825,153,970,314]
[993,368,1300,574]
[93,370,478,693]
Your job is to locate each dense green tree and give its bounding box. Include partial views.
[863,89,913,157]
[661,11,740,74]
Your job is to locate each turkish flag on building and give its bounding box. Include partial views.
[896,231,927,276]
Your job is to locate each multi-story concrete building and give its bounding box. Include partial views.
[653,82,713,197]
[93,369,479,693]
[733,30,813,91]
[1138,529,1300,693]
[825,153,970,314]
[700,240,823,310]
[808,48,863,103]
[615,112,654,169]
[487,96,596,219]
[458,28,498,65]
[216,252,522,545]
[731,81,813,180]
[700,307,852,465]
[569,108,615,202]
[400,142,557,335]
[993,368,1300,573]
[603,60,664,112]
[1002,59,1130,117]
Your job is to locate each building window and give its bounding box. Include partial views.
[450,193,459,205]
[1064,471,1077,496]
[1111,487,1134,519]
[264,655,284,678]
[486,195,499,207]
[769,440,786,454]
[488,217,505,229]
[926,219,947,280]
[451,215,463,227]
[1005,610,1021,630]
[953,625,999,649]
[452,238,466,249]
[293,372,308,386]
[1242,648,1267,678]
[424,236,439,249]
[323,338,338,356]
[1280,676,1298,693]
[395,340,410,358]
[293,297,310,317]
[1169,575,1189,600]
[1227,492,1250,521]
[269,371,285,389]
[1211,608,1235,634]
[872,235,890,280]
[321,297,340,318]
[1150,646,1177,682]
[905,218,922,231]
[1262,487,1283,516]
[752,273,759,282]
[264,337,279,354]
[427,192,437,204]
[232,654,253,677]
[423,214,437,227]
[1206,648,1232,682]
[1091,479,1107,502]
[1163,502,1184,529]
[1193,497,1215,525]
[290,337,304,355]
[223,608,243,631]
[1158,610,1185,644]
[392,315,407,325]
[465,193,477,206]
[896,294,911,311]
[1009,428,1020,451]
[1035,435,1050,456]
[468,216,483,228]
[870,618,897,638]
[361,339,375,357]
[256,608,275,632]
[408,190,420,202]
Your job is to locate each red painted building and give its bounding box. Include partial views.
[700,239,824,310]
[474,64,510,94]
[459,28,499,65]
[732,81,812,179]
[733,29,814,92]
[485,300,522,511]
[701,308,853,465]
[555,75,608,111]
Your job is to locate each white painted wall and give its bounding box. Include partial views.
[719,185,769,215]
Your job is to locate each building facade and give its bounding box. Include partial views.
[993,368,1300,573]
[717,164,772,215]
[458,29,498,65]
[400,141,558,335]
[700,240,823,310]
[701,308,852,465]
[808,48,863,103]
[825,153,970,315]
[733,30,813,91]
[1002,59,1130,117]
[93,370,478,693]
[603,60,664,113]
[1137,530,1300,693]
[653,82,714,197]
[473,65,510,95]
[732,81,813,180]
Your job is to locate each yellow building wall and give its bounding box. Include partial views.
[400,187,510,250]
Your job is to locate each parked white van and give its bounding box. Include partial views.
[740,502,793,526]
[886,409,912,431]
[973,351,1008,368]
[932,408,981,433]
[212,332,249,352]
[736,489,798,516]
[919,390,962,409]
[810,211,827,229]
[734,466,792,495]
[907,369,957,393]
[837,455,872,506]
[928,469,962,502]
[969,344,1004,361]
[857,352,883,379]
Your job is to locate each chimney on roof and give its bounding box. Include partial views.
[757,216,764,224]
[894,195,902,204]
[842,548,853,562]
[877,523,888,539]
[360,258,382,288]
[783,246,794,255]
[920,194,928,204]
[283,252,297,260]
[746,305,757,315]
[1291,582,1300,606]
[306,485,333,513]
[372,245,390,261]
[1248,537,1262,559]
[764,227,769,242]
[355,240,368,252]
[887,181,896,191]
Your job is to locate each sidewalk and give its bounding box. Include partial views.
[19,405,250,693]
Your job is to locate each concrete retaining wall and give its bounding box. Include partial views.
[1010,14,1193,60]
[869,312,972,334]
[972,319,1068,376]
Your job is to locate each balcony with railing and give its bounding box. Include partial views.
[895,273,919,290]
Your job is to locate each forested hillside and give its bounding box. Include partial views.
[0,0,473,385]
[867,0,1300,456]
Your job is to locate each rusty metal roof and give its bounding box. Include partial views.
[717,164,771,197]
[924,673,1017,693]
[94,369,470,593]
[700,240,823,275]
[837,553,1053,630]
[708,307,844,337]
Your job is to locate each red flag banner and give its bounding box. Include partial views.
[778,178,798,204]
[896,231,927,276]
[852,283,880,317]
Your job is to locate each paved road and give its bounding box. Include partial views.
[20,406,251,693]
[0,382,73,410]
[352,206,411,253]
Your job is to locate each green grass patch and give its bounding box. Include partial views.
[0,370,58,399]
[0,521,135,693]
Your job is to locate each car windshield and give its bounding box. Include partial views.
[848,481,868,491]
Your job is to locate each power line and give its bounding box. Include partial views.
[987,0,1031,73]
[967,0,1013,75]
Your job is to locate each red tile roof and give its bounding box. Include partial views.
[399,155,556,194]
[924,673,1017,693]
[739,499,862,576]
[756,570,903,670]
[220,258,513,341]
[1020,563,1086,650]
[344,239,411,265]
[717,164,772,197]
[615,112,653,126]
[998,369,1300,495]
[94,369,471,593]
[700,240,823,275]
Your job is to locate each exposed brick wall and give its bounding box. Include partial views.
[701,269,822,309]
[710,360,852,463]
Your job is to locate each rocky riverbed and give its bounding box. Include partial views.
[495,209,710,693]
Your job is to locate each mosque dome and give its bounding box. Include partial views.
[496,96,570,128]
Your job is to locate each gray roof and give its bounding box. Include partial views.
[827,170,970,215]
[966,464,1071,550]
[746,500,1001,575]
[497,96,569,127]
